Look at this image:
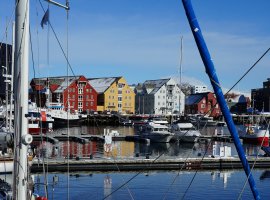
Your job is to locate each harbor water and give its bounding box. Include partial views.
[32,125,269,199]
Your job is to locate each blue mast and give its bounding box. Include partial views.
[181,0,260,199]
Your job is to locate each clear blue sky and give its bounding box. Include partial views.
[1,0,270,96]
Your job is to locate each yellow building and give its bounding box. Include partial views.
[88,77,135,114]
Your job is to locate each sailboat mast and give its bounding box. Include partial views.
[179,36,183,115]
[181,0,260,199]
[13,0,31,199]
[9,22,15,132]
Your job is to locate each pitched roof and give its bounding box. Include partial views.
[31,76,82,93]
[143,78,170,94]
[186,92,209,105]
[88,77,122,94]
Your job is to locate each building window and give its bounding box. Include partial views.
[78,102,83,108]
[91,95,93,99]
[78,95,83,101]
[90,102,93,106]
[201,104,205,108]
[118,97,122,101]
[86,102,88,106]
[78,88,83,94]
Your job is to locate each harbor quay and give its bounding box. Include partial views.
[30,133,270,173]
[30,156,270,173]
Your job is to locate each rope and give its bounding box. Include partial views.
[65,1,70,199]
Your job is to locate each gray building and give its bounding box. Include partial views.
[135,78,185,115]
[251,78,270,112]
[0,43,12,102]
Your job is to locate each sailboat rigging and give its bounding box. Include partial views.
[181,0,260,199]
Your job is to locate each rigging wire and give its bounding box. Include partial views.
[30,1,270,199]
[103,143,176,199]
[110,44,270,200]
[109,151,135,200]
[65,1,70,199]
[0,0,19,51]
[33,0,50,198]
[237,121,270,199]
[174,47,270,200]
[38,0,77,78]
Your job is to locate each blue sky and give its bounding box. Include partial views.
[1,0,270,96]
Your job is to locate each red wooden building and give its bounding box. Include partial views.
[185,92,221,118]
[30,75,98,113]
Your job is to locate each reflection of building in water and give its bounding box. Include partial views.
[104,175,112,199]
[36,142,53,158]
[61,141,97,157]
[106,142,135,158]
[211,171,232,188]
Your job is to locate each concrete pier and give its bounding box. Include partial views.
[30,156,270,173]
[32,134,233,143]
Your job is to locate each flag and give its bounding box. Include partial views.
[41,8,49,29]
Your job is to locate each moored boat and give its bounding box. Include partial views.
[46,102,86,128]
[237,124,269,146]
[139,122,175,143]
[170,120,201,142]
[198,116,217,127]
[28,102,54,134]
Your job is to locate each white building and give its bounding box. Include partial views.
[135,78,185,115]
[191,85,208,94]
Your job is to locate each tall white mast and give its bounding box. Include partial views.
[13,0,32,199]
[9,22,15,132]
[179,36,183,115]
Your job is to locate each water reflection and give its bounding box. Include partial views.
[33,126,267,159]
[33,169,270,200]
[260,170,270,180]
